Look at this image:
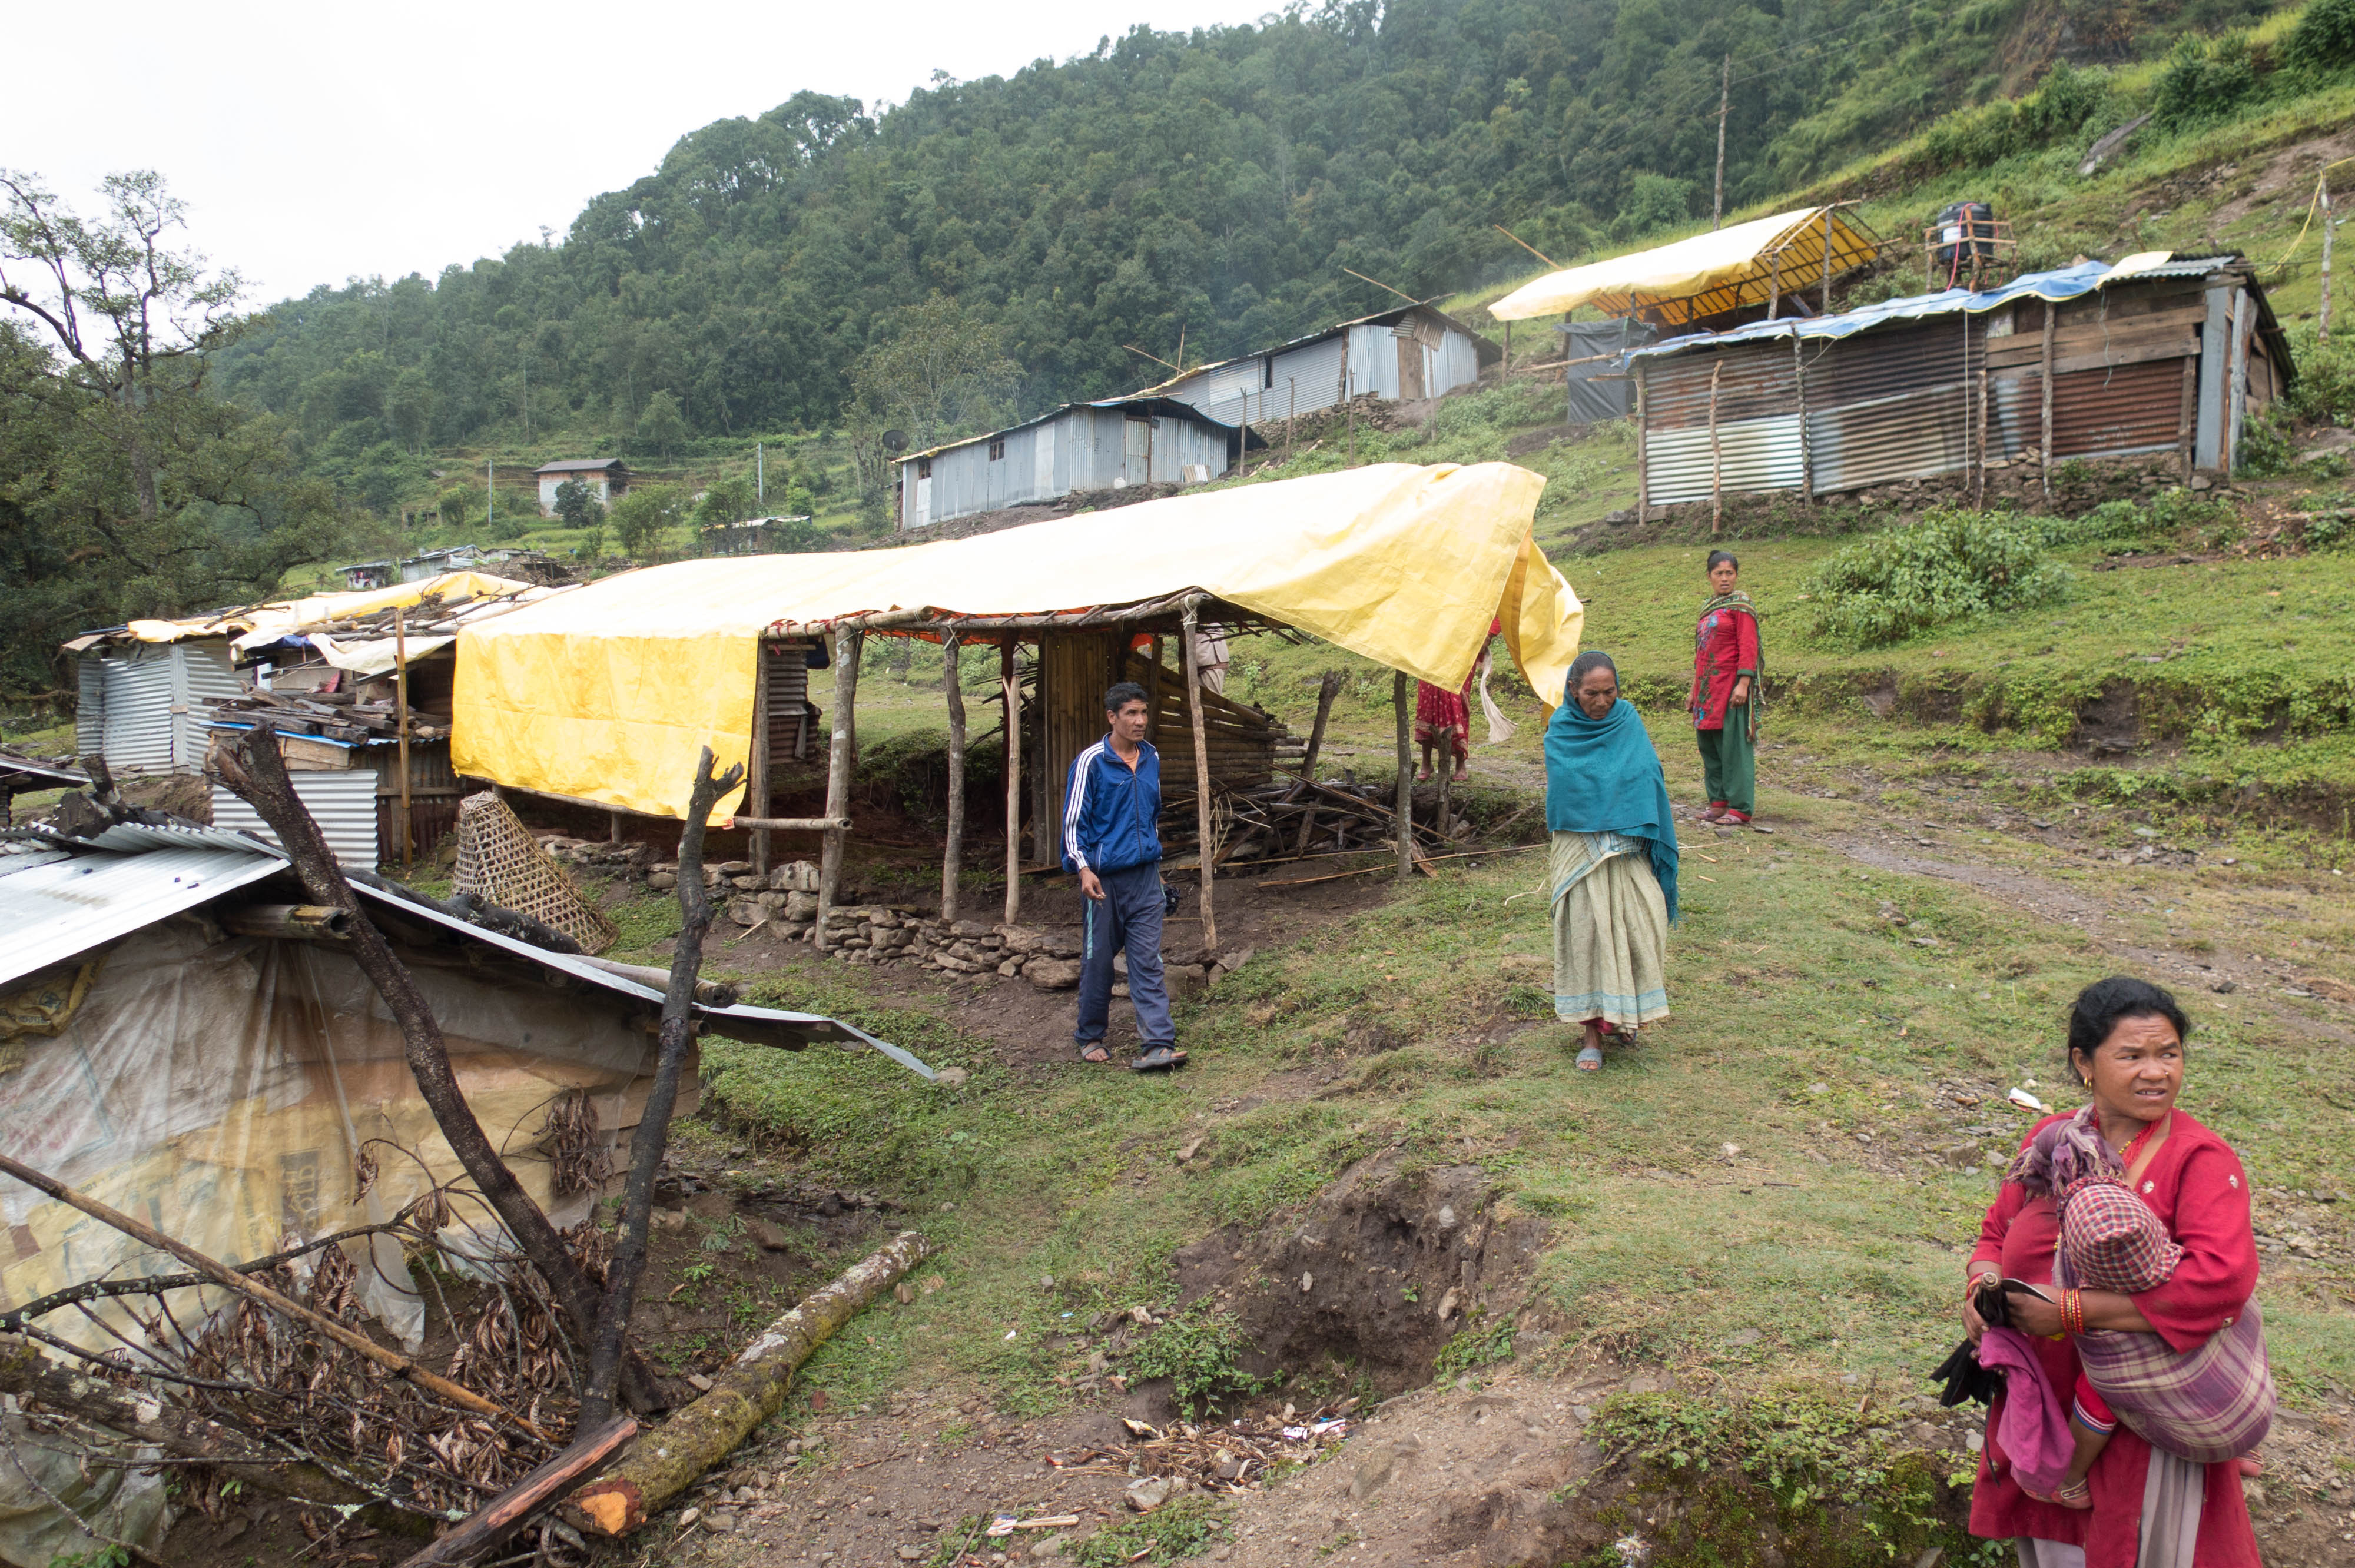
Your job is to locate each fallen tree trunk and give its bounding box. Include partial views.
[564,1230,933,1537]
[394,1417,637,1568]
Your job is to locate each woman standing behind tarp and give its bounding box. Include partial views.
[1689,550,1762,826]
[1545,652,1679,1072]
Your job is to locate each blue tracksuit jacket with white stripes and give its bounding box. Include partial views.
[1060,737,1162,876]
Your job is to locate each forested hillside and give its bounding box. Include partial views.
[213,0,2291,473]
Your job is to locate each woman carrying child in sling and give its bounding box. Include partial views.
[1960,977,2269,1567]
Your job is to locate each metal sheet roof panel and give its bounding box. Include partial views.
[0,845,286,985]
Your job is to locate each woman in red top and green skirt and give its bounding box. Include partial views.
[1689,550,1761,825]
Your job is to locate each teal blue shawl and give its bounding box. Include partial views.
[1544,695,1679,922]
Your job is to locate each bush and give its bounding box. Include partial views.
[2285,0,2355,72]
[1803,507,2067,648]
[2152,31,2260,128]
[1122,1306,1268,1413]
[2286,323,2355,423]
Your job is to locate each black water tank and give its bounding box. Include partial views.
[1932,201,1996,274]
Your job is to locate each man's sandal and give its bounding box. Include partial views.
[1132,1046,1188,1072]
[1576,1045,1604,1072]
[1077,1044,1112,1064]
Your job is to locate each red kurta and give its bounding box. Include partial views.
[1966,1110,2263,1567]
[1688,600,1760,731]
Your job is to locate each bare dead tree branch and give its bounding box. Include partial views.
[579,749,741,1429]
[212,727,668,1416]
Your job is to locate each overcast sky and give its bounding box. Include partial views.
[4,0,1271,305]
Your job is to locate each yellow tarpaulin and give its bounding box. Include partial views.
[1488,206,1880,326]
[117,570,541,649]
[455,463,1579,820]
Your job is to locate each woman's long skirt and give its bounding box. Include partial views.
[1550,831,1670,1029]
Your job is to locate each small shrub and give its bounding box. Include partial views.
[1072,1497,1230,1566]
[2287,324,2355,423]
[1432,1318,1517,1380]
[1123,1305,1269,1413]
[1802,508,2067,649]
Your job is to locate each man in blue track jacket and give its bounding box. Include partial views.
[1063,680,1185,1072]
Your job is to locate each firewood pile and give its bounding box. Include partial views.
[1163,776,1453,866]
[208,688,452,743]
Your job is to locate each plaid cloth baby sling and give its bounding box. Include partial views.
[2011,1108,2276,1464]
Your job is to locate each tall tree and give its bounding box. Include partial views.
[0,171,347,702]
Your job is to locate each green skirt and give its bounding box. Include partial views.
[1550,830,1670,1029]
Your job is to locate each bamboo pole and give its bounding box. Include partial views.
[749,638,771,876]
[1392,672,1414,883]
[815,628,862,952]
[1182,602,1217,949]
[1821,206,1835,315]
[941,629,966,925]
[0,1149,546,1440]
[1002,639,1022,925]
[393,606,412,870]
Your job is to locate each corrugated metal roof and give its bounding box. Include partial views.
[0,754,86,789]
[1626,255,2256,364]
[14,818,284,856]
[0,842,285,985]
[897,396,1244,465]
[533,459,629,474]
[346,879,934,1076]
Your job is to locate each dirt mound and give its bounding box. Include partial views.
[1171,1152,1550,1396]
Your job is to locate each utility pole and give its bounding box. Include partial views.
[486,457,494,529]
[1713,54,1731,231]
[757,442,765,506]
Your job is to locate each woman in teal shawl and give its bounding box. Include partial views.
[1545,651,1679,1071]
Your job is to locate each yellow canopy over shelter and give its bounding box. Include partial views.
[1488,206,1881,327]
[455,462,1577,821]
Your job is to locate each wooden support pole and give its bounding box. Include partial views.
[2039,300,2057,501]
[2226,286,2252,476]
[1002,639,1022,925]
[393,606,412,870]
[815,628,862,951]
[1146,635,1165,747]
[1822,207,1836,315]
[1708,360,1724,536]
[1181,602,1217,950]
[1293,670,1344,858]
[749,638,771,875]
[1713,53,1730,230]
[1793,335,1813,504]
[727,815,851,832]
[2178,353,2198,483]
[1392,671,1414,883]
[941,629,966,925]
[1435,736,1453,840]
[1634,363,1649,519]
[1768,256,1780,320]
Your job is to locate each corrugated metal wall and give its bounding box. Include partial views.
[98,649,178,775]
[177,641,242,770]
[75,659,105,760]
[1641,341,1805,505]
[212,770,380,867]
[1268,337,1348,419]
[1639,284,2214,504]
